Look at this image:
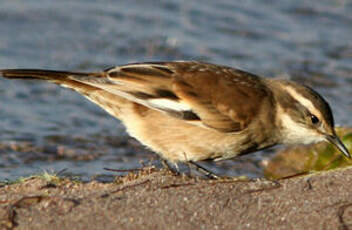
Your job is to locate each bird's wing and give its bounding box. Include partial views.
[0,62,271,132]
[69,61,271,132]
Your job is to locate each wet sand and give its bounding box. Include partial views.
[1,166,352,230]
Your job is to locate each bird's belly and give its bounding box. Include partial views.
[121,106,248,163]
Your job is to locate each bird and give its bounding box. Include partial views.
[0,61,350,178]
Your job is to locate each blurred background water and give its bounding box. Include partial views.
[0,0,351,181]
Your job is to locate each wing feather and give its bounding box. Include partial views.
[69,61,270,132]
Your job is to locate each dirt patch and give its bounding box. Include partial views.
[1,167,352,230]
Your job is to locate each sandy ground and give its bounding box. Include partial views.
[1,166,352,230]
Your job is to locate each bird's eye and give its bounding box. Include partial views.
[310,115,320,125]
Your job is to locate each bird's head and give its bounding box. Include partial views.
[272,80,350,158]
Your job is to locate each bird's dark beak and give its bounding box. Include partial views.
[326,135,351,158]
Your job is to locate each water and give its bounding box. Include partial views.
[0,0,351,181]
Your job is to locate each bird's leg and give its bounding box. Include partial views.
[161,159,180,176]
[188,161,219,179]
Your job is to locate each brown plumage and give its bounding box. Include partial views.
[0,61,349,171]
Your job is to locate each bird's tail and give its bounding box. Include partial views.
[0,68,129,119]
[0,69,100,80]
[0,68,104,92]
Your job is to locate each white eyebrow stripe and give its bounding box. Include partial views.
[284,86,320,116]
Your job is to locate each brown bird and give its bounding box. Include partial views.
[0,61,350,178]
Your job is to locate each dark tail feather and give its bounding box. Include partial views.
[0,69,94,80]
[0,68,127,118]
[0,69,104,94]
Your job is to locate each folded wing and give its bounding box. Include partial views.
[0,61,271,133]
[69,62,270,132]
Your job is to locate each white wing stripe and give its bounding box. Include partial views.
[148,98,191,111]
